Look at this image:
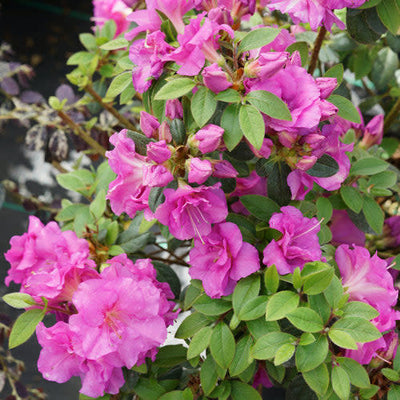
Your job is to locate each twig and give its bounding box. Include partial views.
[84,83,137,131]
[384,96,400,133]
[150,255,190,267]
[154,242,190,265]
[308,26,327,75]
[58,110,106,157]
[51,160,68,173]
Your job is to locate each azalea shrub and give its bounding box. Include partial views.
[2,0,400,399]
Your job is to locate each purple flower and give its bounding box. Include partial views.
[360,114,384,149]
[189,222,260,298]
[147,140,171,163]
[165,99,184,119]
[155,183,228,240]
[140,111,160,138]
[330,210,365,247]
[212,159,238,178]
[244,52,290,80]
[202,63,232,93]
[263,206,322,274]
[92,0,131,36]
[194,124,224,153]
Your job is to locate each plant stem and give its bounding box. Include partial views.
[384,96,400,132]
[150,255,189,267]
[84,83,137,131]
[308,26,327,75]
[58,110,106,157]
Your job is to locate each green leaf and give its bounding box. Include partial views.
[232,275,260,317]
[56,169,94,195]
[154,345,187,367]
[133,378,166,400]
[388,385,400,400]
[67,51,95,66]
[230,381,262,400]
[295,335,329,372]
[184,284,202,310]
[153,262,181,299]
[159,390,193,400]
[221,103,243,151]
[238,27,280,53]
[79,33,97,51]
[328,95,362,124]
[350,157,389,176]
[210,322,236,369]
[329,329,358,350]
[230,335,253,376]
[332,317,381,343]
[309,294,331,324]
[100,37,128,50]
[200,356,219,395]
[324,64,344,86]
[193,295,232,316]
[337,357,370,388]
[369,170,397,189]
[89,189,106,220]
[286,41,308,67]
[154,78,196,100]
[265,291,299,321]
[105,72,132,98]
[239,104,265,150]
[340,186,363,213]
[240,195,280,222]
[9,308,45,349]
[371,47,399,90]
[264,265,279,294]
[362,196,384,234]
[246,90,292,121]
[3,293,35,309]
[191,87,217,127]
[303,363,330,396]
[360,385,380,399]
[299,333,316,346]
[100,20,116,40]
[216,89,242,103]
[307,154,339,178]
[382,368,400,382]
[331,365,350,400]
[251,332,295,360]
[301,262,334,295]
[286,308,324,333]
[238,296,269,321]
[187,326,213,359]
[274,343,295,366]
[246,318,280,340]
[267,162,292,207]
[316,197,333,223]
[342,302,379,320]
[324,276,344,308]
[359,0,383,8]
[175,312,213,339]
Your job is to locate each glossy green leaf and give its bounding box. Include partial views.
[286,307,324,333]
[328,95,362,124]
[210,322,236,369]
[265,291,299,321]
[239,104,265,150]
[251,332,295,360]
[303,363,330,396]
[331,365,350,400]
[295,335,329,372]
[246,90,292,121]
[187,326,213,359]
[340,186,363,214]
[221,103,243,151]
[229,335,253,376]
[154,78,196,100]
[240,195,280,221]
[191,87,217,127]
[238,27,280,53]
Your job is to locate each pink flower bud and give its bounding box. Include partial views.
[140,111,160,138]
[212,160,238,178]
[202,63,232,93]
[360,114,384,149]
[165,99,183,119]
[194,124,224,153]
[146,140,171,163]
[159,121,172,143]
[188,158,213,184]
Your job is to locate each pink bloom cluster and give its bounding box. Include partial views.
[5,216,98,305]
[36,255,176,397]
[336,245,400,364]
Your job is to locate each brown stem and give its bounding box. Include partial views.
[84,83,137,131]
[58,110,106,157]
[51,160,68,173]
[384,96,400,133]
[154,242,190,265]
[150,255,189,267]
[308,26,327,75]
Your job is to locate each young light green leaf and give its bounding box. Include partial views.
[154,78,196,100]
[251,332,295,360]
[238,296,269,321]
[232,275,260,317]
[221,103,243,151]
[191,87,217,127]
[382,368,400,382]
[265,291,299,321]
[216,89,241,103]
[89,189,106,220]
[9,308,45,349]
[316,197,333,223]
[328,95,362,124]
[274,343,295,366]
[193,295,232,316]
[238,27,280,53]
[3,293,36,309]
[210,322,236,369]
[324,63,344,86]
[329,329,358,350]
[286,307,324,333]
[295,335,329,372]
[332,317,381,343]
[342,302,379,320]
[388,385,400,400]
[332,365,351,400]
[301,262,334,295]
[175,312,213,339]
[377,0,400,35]
[246,90,292,121]
[239,104,265,150]
[187,326,213,359]
[337,357,370,388]
[100,37,129,50]
[303,363,330,396]
[264,265,279,294]
[105,72,132,98]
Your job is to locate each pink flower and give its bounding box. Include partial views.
[253,364,274,389]
[202,63,232,93]
[4,216,97,303]
[194,124,224,153]
[155,183,228,240]
[106,130,173,219]
[263,206,322,274]
[267,0,347,31]
[336,244,400,364]
[92,0,131,36]
[166,14,233,76]
[147,140,171,164]
[244,52,290,80]
[212,159,238,178]
[188,158,213,184]
[129,31,174,93]
[189,222,260,298]
[360,114,384,149]
[152,0,195,34]
[140,111,160,138]
[382,216,400,248]
[165,99,184,119]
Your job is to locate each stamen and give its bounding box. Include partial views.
[291,218,324,241]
